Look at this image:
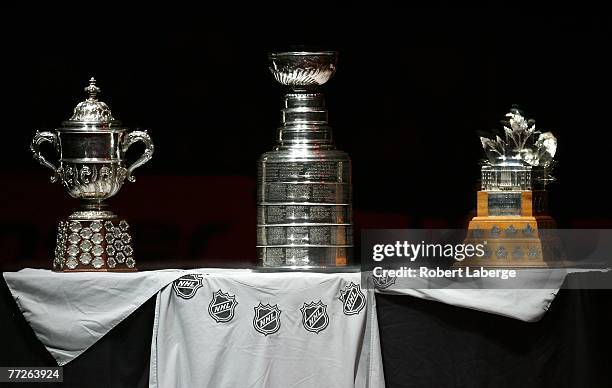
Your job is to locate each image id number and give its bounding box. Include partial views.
[0,367,63,382]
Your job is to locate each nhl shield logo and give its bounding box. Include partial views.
[339,282,366,315]
[172,274,203,300]
[301,301,329,334]
[208,289,238,323]
[253,303,281,336]
[372,272,397,290]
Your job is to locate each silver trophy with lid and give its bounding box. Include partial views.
[31,78,154,271]
[257,51,353,269]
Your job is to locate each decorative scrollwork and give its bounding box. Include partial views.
[68,77,115,123]
[58,162,126,200]
[80,165,95,184]
[122,130,154,182]
[30,130,60,182]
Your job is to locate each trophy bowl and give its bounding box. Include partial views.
[30,78,154,272]
[268,51,337,87]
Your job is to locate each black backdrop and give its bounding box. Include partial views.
[1,4,610,268]
[1,5,612,387]
[4,4,611,214]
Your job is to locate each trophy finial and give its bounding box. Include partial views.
[67,77,115,123]
[269,51,337,89]
[85,77,101,100]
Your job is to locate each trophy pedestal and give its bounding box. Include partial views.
[464,190,556,268]
[54,206,137,272]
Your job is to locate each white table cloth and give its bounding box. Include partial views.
[3,267,573,386]
[3,269,384,387]
[149,271,383,388]
[4,268,186,365]
[375,268,571,322]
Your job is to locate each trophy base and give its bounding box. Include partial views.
[256,246,353,271]
[60,268,138,272]
[254,265,360,273]
[54,207,137,272]
[460,190,560,268]
[463,215,556,268]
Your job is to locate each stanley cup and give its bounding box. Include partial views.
[30,78,154,271]
[257,51,354,269]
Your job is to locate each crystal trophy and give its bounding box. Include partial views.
[257,51,353,269]
[465,106,557,267]
[30,78,154,272]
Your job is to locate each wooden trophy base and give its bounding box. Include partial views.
[463,191,557,268]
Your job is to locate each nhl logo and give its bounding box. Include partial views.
[301,301,329,334]
[339,282,366,315]
[372,272,397,290]
[172,274,203,300]
[253,303,281,336]
[208,289,238,323]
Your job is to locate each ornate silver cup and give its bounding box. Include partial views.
[257,51,354,270]
[31,78,154,271]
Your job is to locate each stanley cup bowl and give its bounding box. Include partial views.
[268,51,337,88]
[30,78,154,271]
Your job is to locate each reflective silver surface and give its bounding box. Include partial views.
[257,51,353,269]
[480,106,557,191]
[269,51,337,87]
[30,78,154,271]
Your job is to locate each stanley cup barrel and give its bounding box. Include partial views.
[257,51,354,269]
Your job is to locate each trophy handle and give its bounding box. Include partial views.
[122,130,154,182]
[31,130,60,183]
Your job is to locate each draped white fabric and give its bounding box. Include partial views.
[375,268,569,322]
[3,268,186,365]
[149,271,384,388]
[4,268,567,387]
